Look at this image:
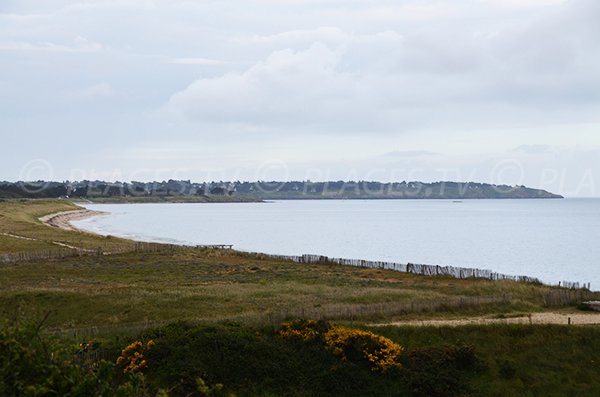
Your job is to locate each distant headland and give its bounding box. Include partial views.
[0,180,563,202]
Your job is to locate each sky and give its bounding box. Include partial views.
[1,0,599,196]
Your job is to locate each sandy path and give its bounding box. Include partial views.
[38,209,104,231]
[375,312,600,327]
[1,232,38,241]
[3,210,102,253]
[0,209,121,259]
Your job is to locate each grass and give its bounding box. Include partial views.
[0,199,596,330]
[2,199,600,396]
[2,239,588,330]
[375,324,600,396]
[0,234,58,253]
[0,199,137,252]
[0,249,544,328]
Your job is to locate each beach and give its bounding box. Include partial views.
[38,209,103,231]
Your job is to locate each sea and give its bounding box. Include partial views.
[73,199,600,288]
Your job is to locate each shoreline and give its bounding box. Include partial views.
[38,209,105,232]
[35,202,594,291]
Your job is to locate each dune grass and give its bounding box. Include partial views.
[0,246,581,330]
[0,199,136,252]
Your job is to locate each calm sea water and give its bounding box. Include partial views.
[74,199,600,288]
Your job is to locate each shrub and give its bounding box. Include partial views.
[116,339,155,374]
[0,318,116,396]
[277,319,330,341]
[324,326,403,372]
[402,345,482,397]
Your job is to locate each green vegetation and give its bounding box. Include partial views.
[0,200,137,252]
[377,324,600,396]
[1,248,567,329]
[1,199,599,396]
[4,317,600,396]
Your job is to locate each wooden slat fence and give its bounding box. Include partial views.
[251,253,547,284]
[2,243,591,292]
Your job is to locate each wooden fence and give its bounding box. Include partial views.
[2,243,592,293]
[49,294,512,337]
[559,281,591,290]
[230,294,513,325]
[1,248,82,263]
[0,242,179,263]
[248,253,547,284]
[543,289,600,307]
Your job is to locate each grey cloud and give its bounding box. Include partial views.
[167,0,600,136]
[1,0,600,189]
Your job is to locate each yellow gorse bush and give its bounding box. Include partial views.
[277,320,322,341]
[324,326,403,372]
[277,320,403,372]
[116,339,155,374]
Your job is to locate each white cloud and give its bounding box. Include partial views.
[169,42,365,128]
[168,1,600,135]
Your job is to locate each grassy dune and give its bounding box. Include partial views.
[1,248,561,329]
[0,199,137,252]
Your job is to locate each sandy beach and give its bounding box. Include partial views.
[38,209,104,231]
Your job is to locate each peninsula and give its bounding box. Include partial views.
[0,180,563,202]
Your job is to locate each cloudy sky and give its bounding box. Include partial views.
[1,0,599,196]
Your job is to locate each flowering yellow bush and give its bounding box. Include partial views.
[324,326,403,372]
[277,320,328,341]
[116,339,155,374]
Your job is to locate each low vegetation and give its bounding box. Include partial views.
[1,199,599,396]
[4,316,600,397]
[0,199,137,252]
[1,200,594,328]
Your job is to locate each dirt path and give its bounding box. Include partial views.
[1,209,103,253]
[1,232,38,241]
[38,209,104,231]
[1,230,97,253]
[376,312,600,327]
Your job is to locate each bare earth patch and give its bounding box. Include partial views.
[376,312,600,327]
